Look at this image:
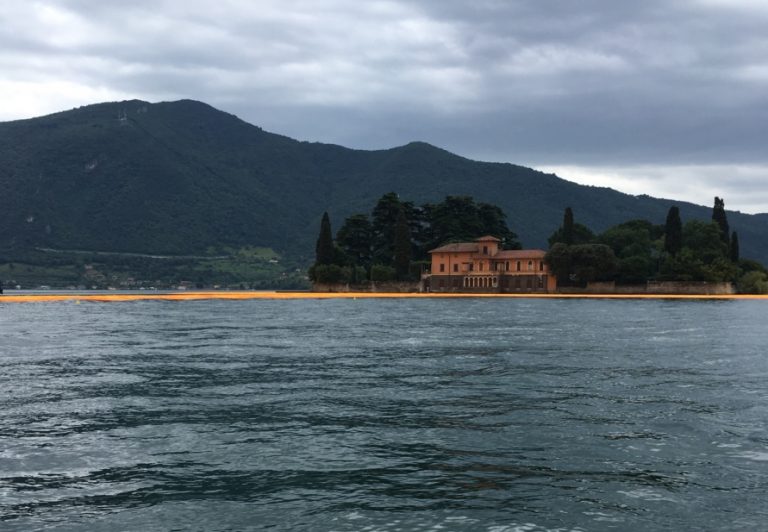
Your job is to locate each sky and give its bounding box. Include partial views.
[2,0,767,213]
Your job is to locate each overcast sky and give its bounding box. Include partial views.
[2,0,767,212]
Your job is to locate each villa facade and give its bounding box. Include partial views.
[425,236,556,293]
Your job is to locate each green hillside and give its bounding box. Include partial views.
[2,99,767,265]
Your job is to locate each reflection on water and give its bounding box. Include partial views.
[1,299,768,531]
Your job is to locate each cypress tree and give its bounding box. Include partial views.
[712,197,730,245]
[664,206,682,255]
[563,207,575,245]
[315,212,335,265]
[393,206,412,280]
[730,231,740,263]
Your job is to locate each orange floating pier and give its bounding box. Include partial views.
[1,291,768,303]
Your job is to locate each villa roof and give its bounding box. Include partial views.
[493,249,547,259]
[429,242,479,253]
[429,242,548,258]
[475,235,501,242]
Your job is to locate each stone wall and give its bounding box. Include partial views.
[558,281,735,295]
[645,281,735,295]
[313,280,735,295]
[312,281,421,293]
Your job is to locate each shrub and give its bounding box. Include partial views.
[309,264,347,284]
[370,264,396,282]
[738,271,768,294]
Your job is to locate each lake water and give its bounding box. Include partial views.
[1,298,767,531]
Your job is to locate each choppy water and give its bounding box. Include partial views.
[1,298,768,531]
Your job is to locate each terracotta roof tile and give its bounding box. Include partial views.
[430,241,548,258]
[493,249,547,259]
[429,243,479,253]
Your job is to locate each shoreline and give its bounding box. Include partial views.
[1,291,768,303]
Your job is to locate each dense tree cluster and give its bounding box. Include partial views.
[309,193,519,284]
[545,198,766,293]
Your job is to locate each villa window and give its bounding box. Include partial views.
[505,261,510,271]
[483,245,488,255]
[453,263,458,272]
[516,261,521,272]
[539,262,544,271]
[439,264,445,272]
[479,262,484,272]
[528,260,533,271]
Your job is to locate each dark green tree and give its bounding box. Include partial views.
[682,220,728,263]
[548,206,597,247]
[546,242,620,285]
[477,202,521,249]
[569,244,619,283]
[738,258,766,275]
[599,219,659,284]
[659,248,707,282]
[545,243,572,285]
[337,214,373,269]
[370,264,396,281]
[548,223,595,247]
[659,220,735,281]
[738,271,768,294]
[394,207,412,280]
[423,196,482,245]
[712,197,730,246]
[315,212,335,266]
[371,192,404,265]
[730,231,740,263]
[664,206,682,255]
[423,196,519,250]
[563,207,575,245]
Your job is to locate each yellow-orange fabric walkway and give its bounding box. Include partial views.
[2,292,767,303]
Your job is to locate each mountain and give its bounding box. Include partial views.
[2,99,767,264]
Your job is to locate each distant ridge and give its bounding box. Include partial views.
[2,99,767,263]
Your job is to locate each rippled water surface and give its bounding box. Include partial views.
[2,298,768,531]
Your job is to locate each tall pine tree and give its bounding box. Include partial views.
[563,207,575,245]
[371,192,402,265]
[337,214,373,269]
[547,207,594,248]
[393,206,412,280]
[664,206,682,255]
[730,231,740,263]
[712,197,730,246]
[315,212,335,266]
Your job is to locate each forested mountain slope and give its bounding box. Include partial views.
[1,99,765,263]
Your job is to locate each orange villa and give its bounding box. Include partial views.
[425,236,557,293]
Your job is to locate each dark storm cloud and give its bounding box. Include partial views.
[2,0,767,210]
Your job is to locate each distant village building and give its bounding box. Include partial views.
[425,236,556,293]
